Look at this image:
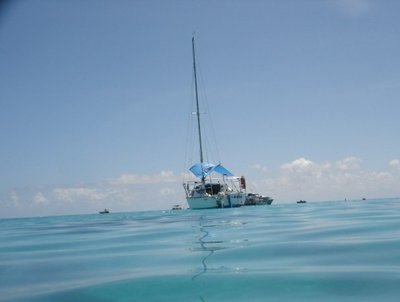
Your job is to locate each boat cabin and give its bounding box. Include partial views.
[189,182,232,197]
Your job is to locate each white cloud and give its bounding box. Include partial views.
[33,192,48,204]
[281,157,314,172]
[252,157,400,202]
[252,164,269,173]
[9,191,21,207]
[2,170,186,218]
[107,170,179,185]
[333,0,372,18]
[53,187,107,202]
[3,162,399,218]
[336,156,361,170]
[160,187,176,196]
[281,157,331,178]
[389,159,400,169]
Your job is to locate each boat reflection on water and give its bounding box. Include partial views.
[191,215,248,281]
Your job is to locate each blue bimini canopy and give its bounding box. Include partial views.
[189,163,234,178]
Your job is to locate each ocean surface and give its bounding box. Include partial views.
[1,198,400,302]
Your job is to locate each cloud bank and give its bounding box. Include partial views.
[2,157,400,218]
[250,157,400,202]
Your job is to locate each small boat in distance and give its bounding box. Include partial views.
[297,200,306,204]
[245,193,273,206]
[99,209,110,214]
[171,205,183,211]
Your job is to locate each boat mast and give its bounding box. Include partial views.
[192,36,204,166]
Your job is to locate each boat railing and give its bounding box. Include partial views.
[183,176,244,197]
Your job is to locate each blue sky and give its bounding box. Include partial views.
[1,0,399,218]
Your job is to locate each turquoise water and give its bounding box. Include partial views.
[1,198,400,301]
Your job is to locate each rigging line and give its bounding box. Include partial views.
[183,71,194,178]
[196,54,222,164]
[183,62,197,181]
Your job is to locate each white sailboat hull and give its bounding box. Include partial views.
[187,192,246,209]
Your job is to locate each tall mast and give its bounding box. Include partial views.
[192,36,204,165]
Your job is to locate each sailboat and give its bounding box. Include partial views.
[183,36,247,209]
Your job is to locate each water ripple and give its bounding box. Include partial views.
[1,199,400,301]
